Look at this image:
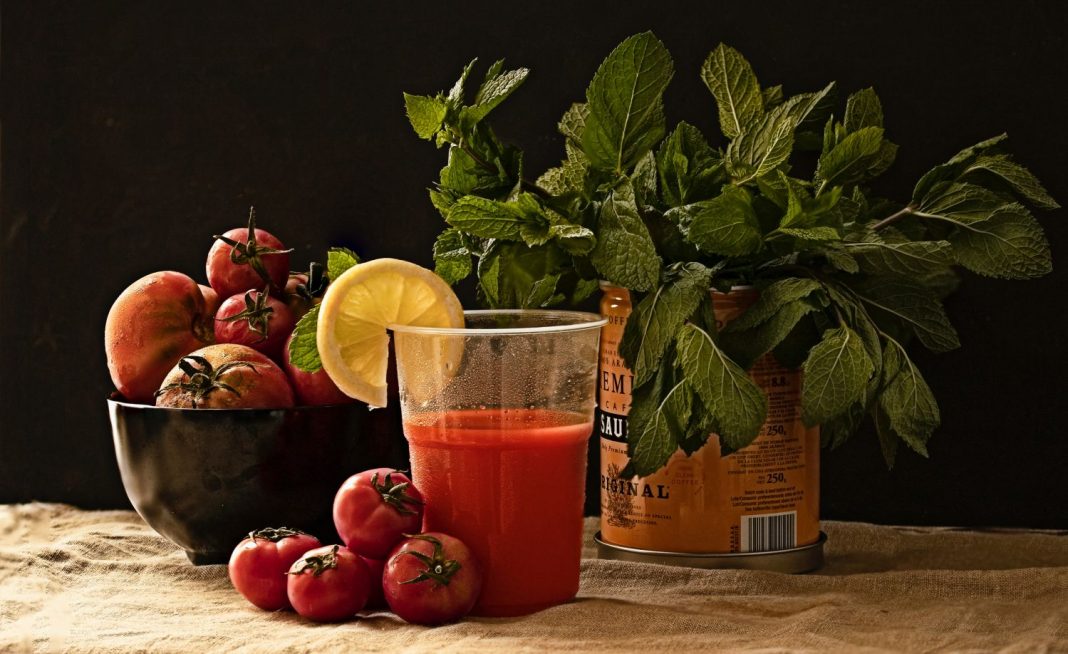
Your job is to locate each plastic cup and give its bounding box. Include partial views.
[392,310,605,617]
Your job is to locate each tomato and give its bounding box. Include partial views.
[333,469,424,559]
[105,271,214,403]
[154,344,295,408]
[286,545,371,622]
[361,555,387,610]
[199,284,222,318]
[282,331,354,406]
[382,533,482,625]
[228,527,321,611]
[207,208,292,299]
[214,290,297,361]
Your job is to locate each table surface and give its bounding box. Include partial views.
[1,503,1066,653]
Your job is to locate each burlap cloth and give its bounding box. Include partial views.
[1,504,1066,653]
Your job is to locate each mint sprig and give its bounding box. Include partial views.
[287,247,361,372]
[406,33,1057,473]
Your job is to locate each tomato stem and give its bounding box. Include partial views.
[288,545,339,577]
[397,534,462,587]
[372,471,424,516]
[212,207,294,294]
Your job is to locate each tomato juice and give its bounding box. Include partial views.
[404,408,591,617]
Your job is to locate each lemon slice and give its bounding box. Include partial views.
[316,258,464,407]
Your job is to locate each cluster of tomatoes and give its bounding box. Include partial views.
[105,208,347,408]
[228,468,482,625]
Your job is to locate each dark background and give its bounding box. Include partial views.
[3,1,1065,527]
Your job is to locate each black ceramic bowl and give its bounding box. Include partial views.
[108,396,408,565]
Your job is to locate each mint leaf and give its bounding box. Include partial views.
[801,326,874,426]
[447,59,477,106]
[537,142,589,197]
[673,186,763,256]
[915,185,1052,279]
[815,126,885,190]
[722,278,822,332]
[549,223,596,255]
[656,121,723,206]
[762,84,784,109]
[620,262,713,387]
[463,66,530,125]
[962,154,1060,210]
[327,247,360,282]
[676,323,767,450]
[632,150,660,208]
[879,341,939,457]
[777,226,841,242]
[446,196,525,239]
[911,134,1008,202]
[590,182,662,291]
[558,103,589,143]
[727,83,836,184]
[851,277,960,352]
[720,299,817,370]
[288,304,322,373]
[843,87,883,132]
[700,43,763,139]
[583,32,674,173]
[403,93,447,140]
[432,229,473,285]
[945,204,1053,279]
[627,360,692,476]
[478,241,569,308]
[844,240,954,277]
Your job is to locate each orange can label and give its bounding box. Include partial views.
[598,285,820,553]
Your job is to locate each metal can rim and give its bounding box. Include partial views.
[594,531,827,574]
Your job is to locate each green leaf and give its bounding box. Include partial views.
[627,360,692,476]
[911,134,1008,202]
[872,403,899,468]
[620,262,713,387]
[801,326,874,426]
[726,85,835,184]
[549,223,596,255]
[720,299,817,370]
[844,240,954,277]
[287,304,322,373]
[815,126,885,189]
[327,247,360,281]
[446,196,525,240]
[477,241,570,309]
[843,87,883,132]
[879,342,939,457]
[447,59,477,106]
[403,93,448,140]
[558,102,589,142]
[432,229,473,285]
[723,278,822,332]
[762,84,784,108]
[676,323,768,450]
[590,182,662,291]
[944,204,1053,279]
[632,150,659,207]
[537,143,589,197]
[583,32,674,173]
[851,277,960,352]
[963,155,1060,210]
[673,186,763,256]
[700,43,763,139]
[656,122,723,206]
[915,186,1052,279]
[463,66,530,125]
[777,226,841,242]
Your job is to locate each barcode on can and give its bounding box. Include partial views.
[741,512,797,552]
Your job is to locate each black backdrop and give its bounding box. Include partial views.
[3,1,1066,527]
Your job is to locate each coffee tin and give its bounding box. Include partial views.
[597,283,824,572]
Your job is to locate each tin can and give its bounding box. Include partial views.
[597,283,824,571]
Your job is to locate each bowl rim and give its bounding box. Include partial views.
[107,393,367,413]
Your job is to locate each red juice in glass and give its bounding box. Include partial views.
[392,310,604,617]
[405,408,592,616]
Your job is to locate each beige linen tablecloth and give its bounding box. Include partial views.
[1,504,1066,653]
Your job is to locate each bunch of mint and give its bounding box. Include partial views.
[404,32,1056,475]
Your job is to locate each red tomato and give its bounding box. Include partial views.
[154,344,295,408]
[333,469,424,559]
[361,556,387,610]
[383,533,482,625]
[207,208,291,299]
[282,331,354,406]
[214,290,297,360]
[228,527,321,611]
[199,284,222,318]
[286,545,371,622]
[105,271,214,403]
